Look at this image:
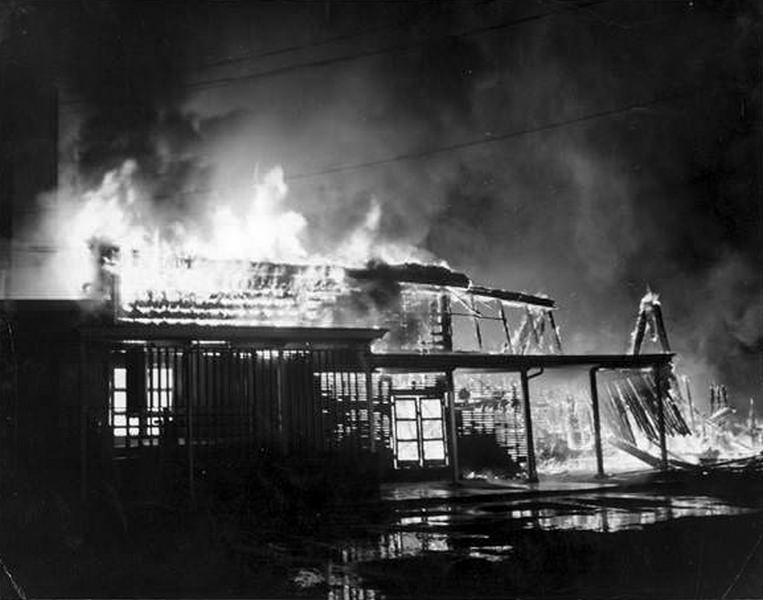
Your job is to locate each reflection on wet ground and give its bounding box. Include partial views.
[463,493,756,532]
[313,489,762,598]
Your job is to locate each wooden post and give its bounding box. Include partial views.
[439,294,453,351]
[79,342,88,502]
[470,296,483,351]
[683,376,696,432]
[655,365,668,471]
[187,347,196,507]
[362,352,376,453]
[630,309,647,355]
[277,350,287,454]
[651,303,672,352]
[520,369,538,483]
[498,301,513,353]
[548,310,563,353]
[589,368,605,478]
[447,386,460,485]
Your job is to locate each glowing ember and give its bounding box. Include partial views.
[117,259,349,327]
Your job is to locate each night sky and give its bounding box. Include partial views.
[1,0,760,407]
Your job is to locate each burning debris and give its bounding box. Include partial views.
[586,291,762,473]
[629,288,671,354]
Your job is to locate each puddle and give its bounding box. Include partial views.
[432,493,759,533]
[281,490,762,598]
[522,494,757,532]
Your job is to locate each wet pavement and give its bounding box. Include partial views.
[295,474,763,598]
[380,476,621,504]
[8,471,763,598]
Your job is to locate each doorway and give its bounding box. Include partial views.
[391,394,448,469]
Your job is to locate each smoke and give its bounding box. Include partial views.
[11,1,762,405]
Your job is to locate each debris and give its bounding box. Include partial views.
[293,568,325,588]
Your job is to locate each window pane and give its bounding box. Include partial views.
[113,391,127,412]
[396,420,418,440]
[395,399,417,419]
[113,414,126,427]
[397,441,419,461]
[423,440,445,460]
[113,367,126,389]
[422,420,443,440]
[421,399,441,419]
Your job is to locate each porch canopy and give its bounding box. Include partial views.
[370,351,675,482]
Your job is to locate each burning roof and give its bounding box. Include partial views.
[99,252,559,353]
[37,161,560,353]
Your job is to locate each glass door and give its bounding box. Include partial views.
[392,395,448,469]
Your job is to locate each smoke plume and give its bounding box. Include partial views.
[9,0,762,406]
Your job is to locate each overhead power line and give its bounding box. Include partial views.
[284,86,708,181]
[197,0,582,71]
[58,0,608,108]
[187,0,609,92]
[153,83,716,200]
[197,0,473,70]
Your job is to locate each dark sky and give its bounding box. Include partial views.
[1,0,761,406]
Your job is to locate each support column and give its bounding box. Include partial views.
[362,353,376,453]
[447,387,460,485]
[655,365,668,471]
[187,347,196,507]
[589,367,605,478]
[277,350,287,455]
[79,342,88,503]
[445,369,460,484]
[520,369,538,483]
[470,296,483,351]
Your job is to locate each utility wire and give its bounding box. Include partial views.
[284,85,709,182]
[199,0,582,71]
[197,0,482,70]
[142,82,717,200]
[0,554,27,600]
[186,0,609,92]
[721,525,763,599]
[58,0,607,108]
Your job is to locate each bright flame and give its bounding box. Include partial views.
[203,166,308,262]
[334,198,427,265]
[48,160,439,324]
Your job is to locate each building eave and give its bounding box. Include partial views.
[80,323,388,348]
[369,351,673,372]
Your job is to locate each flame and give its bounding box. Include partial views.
[73,160,431,267]
[203,166,308,262]
[73,162,310,267]
[53,160,439,325]
[333,198,429,266]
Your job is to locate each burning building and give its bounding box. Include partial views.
[0,239,678,503]
[0,157,688,503]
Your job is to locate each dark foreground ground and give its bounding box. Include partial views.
[2,468,763,599]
